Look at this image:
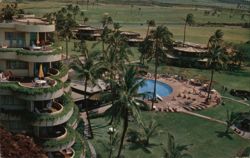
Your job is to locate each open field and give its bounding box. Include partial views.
[18,1,250,44]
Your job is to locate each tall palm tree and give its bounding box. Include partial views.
[80,11,85,22]
[183,13,194,46]
[105,66,147,157]
[72,5,80,20]
[207,29,224,48]
[163,133,192,158]
[101,14,113,28]
[83,17,89,24]
[148,25,173,109]
[70,55,101,139]
[146,20,156,37]
[206,30,227,101]
[138,36,154,65]
[59,14,77,60]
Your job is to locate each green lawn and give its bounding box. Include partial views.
[90,111,250,158]
[19,1,250,44]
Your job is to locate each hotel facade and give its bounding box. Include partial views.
[0,15,85,158]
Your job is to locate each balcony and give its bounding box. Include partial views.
[0,47,62,62]
[34,101,63,115]
[50,148,75,158]
[17,77,64,101]
[49,65,69,83]
[41,126,76,152]
[0,78,64,101]
[39,125,67,140]
[30,94,74,126]
[67,106,79,129]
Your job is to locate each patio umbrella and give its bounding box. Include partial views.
[38,64,44,79]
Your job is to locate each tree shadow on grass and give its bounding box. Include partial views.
[128,142,160,154]
[215,131,234,140]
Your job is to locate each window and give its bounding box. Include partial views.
[6,60,28,69]
[5,32,16,40]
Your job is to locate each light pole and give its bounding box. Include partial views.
[107,127,116,158]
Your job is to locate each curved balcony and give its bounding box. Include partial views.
[50,148,75,158]
[64,81,71,93]
[49,66,69,83]
[30,94,74,126]
[34,101,63,115]
[0,79,64,100]
[16,48,62,63]
[16,23,55,32]
[72,132,85,158]
[17,78,64,101]
[42,126,76,152]
[67,106,79,129]
[0,48,62,62]
[39,126,67,140]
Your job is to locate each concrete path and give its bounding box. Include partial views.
[179,109,226,125]
[222,96,250,106]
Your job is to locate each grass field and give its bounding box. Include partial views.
[18,1,250,44]
[90,111,250,158]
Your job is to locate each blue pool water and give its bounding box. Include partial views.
[138,79,173,97]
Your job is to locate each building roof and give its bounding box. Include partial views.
[78,26,102,31]
[70,79,107,94]
[120,31,140,36]
[173,46,208,53]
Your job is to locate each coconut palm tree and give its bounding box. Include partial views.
[105,66,147,158]
[207,29,224,48]
[83,17,89,24]
[70,55,101,139]
[59,14,77,60]
[148,25,173,109]
[225,110,239,134]
[72,5,80,20]
[206,30,228,101]
[183,13,194,46]
[163,133,192,158]
[101,14,113,28]
[138,36,154,65]
[146,20,156,37]
[141,119,159,146]
[66,4,73,11]
[80,11,85,22]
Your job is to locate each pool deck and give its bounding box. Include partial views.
[144,76,221,112]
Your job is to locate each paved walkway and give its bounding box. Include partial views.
[80,105,111,158]
[179,109,226,125]
[222,96,250,106]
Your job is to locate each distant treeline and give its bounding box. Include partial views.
[218,0,250,5]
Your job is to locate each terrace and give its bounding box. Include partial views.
[39,125,67,140]
[50,148,75,158]
[34,101,63,115]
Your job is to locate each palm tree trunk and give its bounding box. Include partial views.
[108,72,114,125]
[183,22,187,46]
[151,48,158,110]
[117,109,128,158]
[207,68,214,101]
[66,36,69,60]
[84,79,93,139]
[146,25,150,37]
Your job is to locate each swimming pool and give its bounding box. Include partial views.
[138,79,173,98]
